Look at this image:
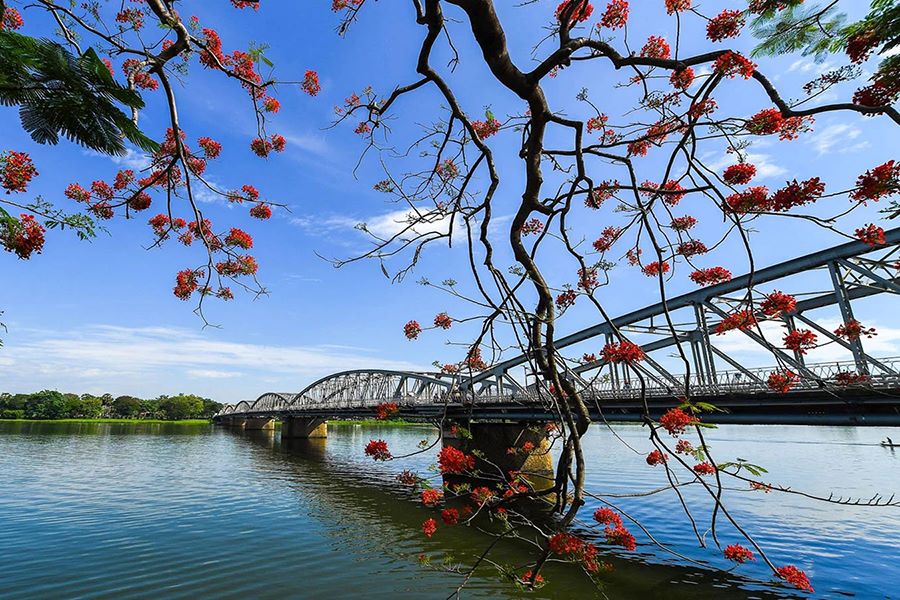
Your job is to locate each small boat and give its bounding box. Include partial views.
[881,438,899,448]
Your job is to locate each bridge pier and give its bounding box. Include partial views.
[281,417,327,439]
[243,417,275,430]
[443,421,554,493]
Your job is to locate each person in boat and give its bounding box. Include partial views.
[884,437,894,446]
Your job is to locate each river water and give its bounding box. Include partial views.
[0,421,897,599]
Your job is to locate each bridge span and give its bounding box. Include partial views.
[215,228,900,430]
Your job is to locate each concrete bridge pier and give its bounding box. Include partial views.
[243,417,275,430]
[220,417,246,429]
[442,421,555,493]
[281,417,327,439]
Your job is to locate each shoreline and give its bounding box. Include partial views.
[0,418,213,424]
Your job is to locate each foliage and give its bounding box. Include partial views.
[0,391,221,420]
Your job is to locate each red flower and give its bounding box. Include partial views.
[770,178,825,212]
[472,118,501,139]
[746,108,783,135]
[767,370,798,393]
[115,8,144,30]
[396,470,418,485]
[725,186,770,213]
[471,486,496,504]
[577,266,599,291]
[225,228,254,249]
[548,532,585,556]
[693,462,716,476]
[421,488,443,507]
[518,570,545,586]
[834,319,876,341]
[723,163,756,185]
[855,224,886,247]
[760,291,796,316]
[707,10,745,42]
[659,408,696,436]
[689,267,731,286]
[374,402,399,420]
[642,260,670,277]
[593,507,623,527]
[441,508,460,525]
[555,0,593,25]
[332,0,364,11]
[421,518,437,538]
[114,169,134,190]
[670,216,697,231]
[1,214,45,259]
[592,226,622,252]
[646,449,668,466]
[586,181,618,208]
[835,371,869,386]
[519,218,544,236]
[249,204,272,219]
[724,543,755,563]
[271,134,286,152]
[640,36,671,60]
[664,0,691,14]
[670,68,695,90]
[775,565,813,593]
[605,525,636,550]
[1,7,24,30]
[364,439,391,461]
[677,240,708,257]
[715,310,756,334]
[403,320,422,340]
[437,446,475,474]
[128,192,152,211]
[250,137,272,157]
[850,161,900,203]
[846,29,881,64]
[122,59,158,90]
[301,70,320,96]
[714,51,756,79]
[675,439,694,454]
[1,151,38,193]
[783,329,817,354]
[598,0,628,29]
[556,289,577,309]
[173,269,200,300]
[642,179,686,206]
[197,137,222,159]
[602,340,645,364]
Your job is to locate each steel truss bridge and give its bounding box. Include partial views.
[217,228,900,426]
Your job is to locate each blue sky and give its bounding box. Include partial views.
[1,1,898,402]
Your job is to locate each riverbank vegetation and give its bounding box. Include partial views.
[0,391,221,421]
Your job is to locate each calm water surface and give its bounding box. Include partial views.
[0,421,897,599]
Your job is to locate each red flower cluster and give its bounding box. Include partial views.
[835,371,869,386]
[605,524,637,551]
[725,186,770,213]
[675,439,694,454]
[593,507,622,527]
[225,228,253,249]
[374,402,399,420]
[707,10,745,41]
[433,312,452,329]
[671,216,697,231]
[670,68,695,90]
[403,320,422,340]
[519,218,544,236]
[250,134,286,157]
[1,214,45,259]
[723,544,755,563]
[713,51,756,79]
[585,181,618,208]
[850,161,900,203]
[598,0,628,29]
[548,532,584,555]
[770,177,825,212]
[302,70,321,96]
[472,118,501,139]
[855,223,886,247]
[659,408,696,436]
[688,98,718,120]
[593,226,622,252]
[642,179,686,206]
[834,319,876,341]
[577,266,599,291]
[640,36,671,60]
[846,29,881,64]
[715,310,756,334]
[775,565,813,593]
[1,151,38,193]
[760,291,796,316]
[518,570,545,586]
[364,439,391,461]
[441,508,460,525]
[437,445,475,474]
[783,329,817,354]
[115,8,144,30]
[646,449,668,466]
[215,255,258,277]
[664,0,691,14]
[1,6,24,30]
[249,204,272,219]
[122,58,158,90]
[173,269,200,300]
[421,488,443,507]
[556,288,577,309]
[436,159,459,181]
[723,163,756,185]
[642,260,670,277]
[602,340,645,364]
[471,486,496,504]
[693,462,716,476]
[332,0,364,11]
[677,240,708,257]
[767,370,798,393]
[746,109,812,140]
[466,346,488,370]
[555,0,593,25]
[396,470,418,485]
[422,518,437,538]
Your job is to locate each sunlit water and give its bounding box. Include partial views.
[0,421,897,599]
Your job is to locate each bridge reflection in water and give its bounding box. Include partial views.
[217,228,900,427]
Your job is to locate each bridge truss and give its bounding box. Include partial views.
[217,228,900,425]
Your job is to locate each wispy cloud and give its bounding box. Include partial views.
[704,152,788,179]
[805,123,867,156]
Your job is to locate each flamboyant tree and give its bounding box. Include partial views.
[3,0,900,595]
[332,0,900,595]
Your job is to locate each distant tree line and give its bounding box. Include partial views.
[0,391,222,420]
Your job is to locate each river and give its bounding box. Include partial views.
[0,421,897,599]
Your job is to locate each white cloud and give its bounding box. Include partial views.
[805,123,865,156]
[705,152,787,179]
[85,147,151,171]
[1,325,423,401]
